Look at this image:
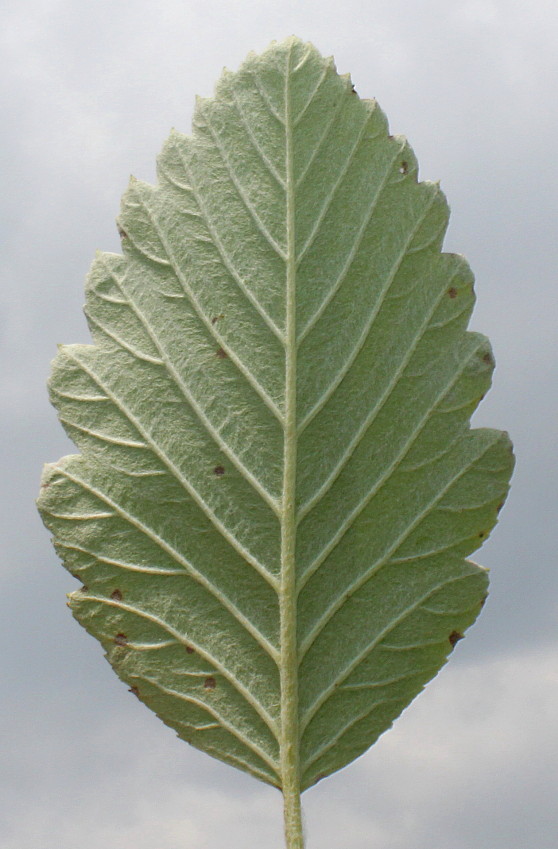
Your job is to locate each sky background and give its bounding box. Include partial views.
[1,1,557,847]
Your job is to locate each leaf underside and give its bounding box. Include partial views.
[38,37,513,792]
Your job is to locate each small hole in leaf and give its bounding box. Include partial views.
[449,631,464,647]
[117,224,128,240]
[215,347,228,359]
[111,589,123,601]
[350,84,357,94]
[213,465,225,476]
[186,645,195,654]
[399,161,408,174]
[448,287,458,298]
[114,633,128,646]
[204,676,216,690]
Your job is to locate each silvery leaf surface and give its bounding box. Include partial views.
[38,37,513,792]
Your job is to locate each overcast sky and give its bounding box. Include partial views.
[1,1,557,847]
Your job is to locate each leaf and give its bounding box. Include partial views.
[38,37,513,798]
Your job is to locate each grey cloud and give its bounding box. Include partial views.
[1,0,556,846]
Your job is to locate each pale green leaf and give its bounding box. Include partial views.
[38,37,513,797]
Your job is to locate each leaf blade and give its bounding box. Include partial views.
[38,37,513,795]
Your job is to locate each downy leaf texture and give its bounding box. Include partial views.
[39,37,513,792]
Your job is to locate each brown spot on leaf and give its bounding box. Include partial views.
[215,347,228,359]
[129,686,140,697]
[111,589,123,601]
[449,631,464,647]
[186,645,195,654]
[482,352,493,364]
[496,501,505,513]
[211,314,224,325]
[478,530,486,539]
[114,633,128,646]
[399,161,409,174]
[448,287,458,298]
[213,465,225,476]
[204,676,216,690]
[117,224,128,240]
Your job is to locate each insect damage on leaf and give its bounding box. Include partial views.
[38,35,513,846]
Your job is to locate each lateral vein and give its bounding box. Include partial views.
[298,336,489,588]
[299,438,498,657]
[132,179,285,423]
[97,255,282,515]
[56,463,280,661]
[300,573,474,730]
[78,592,279,735]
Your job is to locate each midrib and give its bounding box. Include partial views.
[279,42,304,848]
